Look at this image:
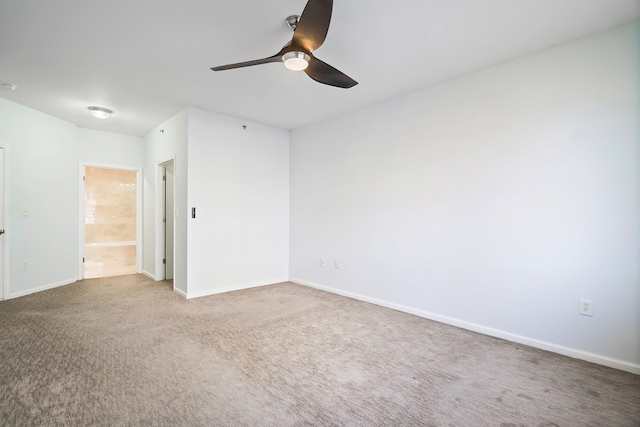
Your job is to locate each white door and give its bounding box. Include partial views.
[164,162,175,280]
[0,148,4,300]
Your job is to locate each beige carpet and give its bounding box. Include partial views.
[0,275,638,426]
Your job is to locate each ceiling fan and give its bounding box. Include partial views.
[211,0,357,89]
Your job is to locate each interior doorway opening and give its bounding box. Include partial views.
[161,161,175,281]
[81,165,140,279]
[0,148,5,300]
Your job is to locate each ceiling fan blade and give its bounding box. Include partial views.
[292,0,333,53]
[305,55,357,88]
[211,54,281,71]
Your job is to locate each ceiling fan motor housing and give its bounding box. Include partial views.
[282,51,311,70]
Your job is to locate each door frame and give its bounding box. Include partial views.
[155,157,175,282]
[77,162,143,280]
[0,146,8,300]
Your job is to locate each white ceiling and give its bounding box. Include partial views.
[1,0,638,137]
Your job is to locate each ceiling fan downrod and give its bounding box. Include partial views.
[284,15,300,31]
[285,15,300,31]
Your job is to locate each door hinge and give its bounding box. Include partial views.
[82,257,85,263]
[163,258,166,264]
[83,176,86,182]
[163,174,167,181]
[163,216,166,223]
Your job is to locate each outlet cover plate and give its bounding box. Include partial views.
[579,299,593,316]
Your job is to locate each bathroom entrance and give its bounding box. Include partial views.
[83,166,138,279]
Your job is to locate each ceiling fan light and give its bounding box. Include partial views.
[88,106,113,119]
[283,51,310,71]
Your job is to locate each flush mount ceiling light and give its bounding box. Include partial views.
[88,106,113,119]
[282,51,310,71]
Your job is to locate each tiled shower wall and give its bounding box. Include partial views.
[84,167,137,278]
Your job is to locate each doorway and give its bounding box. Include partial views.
[0,148,4,300]
[83,166,138,279]
[161,161,175,281]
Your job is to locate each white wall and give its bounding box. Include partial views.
[0,100,144,298]
[289,21,640,372]
[143,109,188,295]
[0,99,78,298]
[77,127,144,168]
[186,107,289,298]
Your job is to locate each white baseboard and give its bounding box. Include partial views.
[142,270,155,280]
[8,278,77,300]
[290,278,640,376]
[186,278,289,300]
[173,287,187,299]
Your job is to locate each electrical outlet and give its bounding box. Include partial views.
[320,258,325,267]
[22,207,29,216]
[334,260,340,269]
[22,260,29,270]
[579,299,593,316]
[221,259,227,268]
